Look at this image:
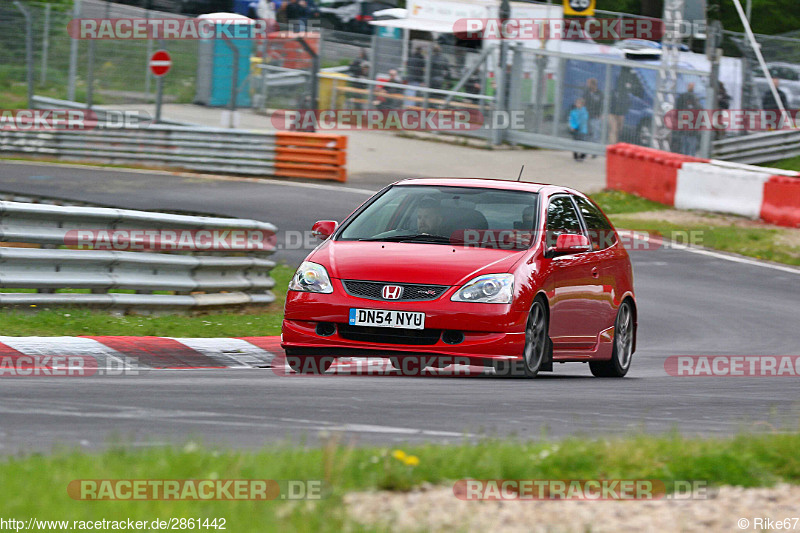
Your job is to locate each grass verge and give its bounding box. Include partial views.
[592,191,800,267]
[0,264,294,337]
[1,431,799,532]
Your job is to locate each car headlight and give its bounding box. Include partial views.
[451,274,514,304]
[289,261,333,294]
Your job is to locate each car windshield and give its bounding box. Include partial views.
[338,185,539,249]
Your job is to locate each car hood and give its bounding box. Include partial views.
[309,240,525,286]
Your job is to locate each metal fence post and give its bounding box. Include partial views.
[601,63,613,146]
[86,39,96,108]
[68,0,81,101]
[13,1,34,109]
[367,33,378,110]
[296,37,320,114]
[41,3,51,85]
[145,8,154,96]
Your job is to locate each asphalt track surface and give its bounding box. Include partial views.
[0,161,799,453]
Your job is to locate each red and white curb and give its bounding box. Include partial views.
[0,336,282,370]
[0,335,493,375]
[607,143,800,228]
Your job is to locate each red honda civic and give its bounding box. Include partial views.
[281,178,636,378]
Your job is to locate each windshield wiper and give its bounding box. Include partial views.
[358,233,459,244]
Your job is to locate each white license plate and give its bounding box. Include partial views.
[348,308,425,330]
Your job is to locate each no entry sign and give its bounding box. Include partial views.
[149,50,172,77]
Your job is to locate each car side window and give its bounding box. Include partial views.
[546,196,583,248]
[574,196,616,251]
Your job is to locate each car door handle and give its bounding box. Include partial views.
[591,267,599,278]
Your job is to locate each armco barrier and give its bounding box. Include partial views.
[606,144,709,206]
[0,201,278,311]
[607,143,800,228]
[1,98,347,183]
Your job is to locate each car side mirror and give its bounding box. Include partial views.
[311,220,338,240]
[547,233,592,257]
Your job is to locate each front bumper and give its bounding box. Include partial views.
[281,283,528,361]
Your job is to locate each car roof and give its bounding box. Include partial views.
[393,177,583,196]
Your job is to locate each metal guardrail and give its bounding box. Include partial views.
[0,201,277,311]
[1,96,348,181]
[712,130,800,165]
[32,95,200,127]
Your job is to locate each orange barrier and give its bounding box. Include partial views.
[606,143,708,205]
[274,132,347,182]
[761,175,800,228]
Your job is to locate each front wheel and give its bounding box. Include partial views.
[494,298,550,378]
[590,301,634,378]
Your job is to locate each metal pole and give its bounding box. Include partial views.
[13,1,34,109]
[145,9,154,96]
[154,42,166,123]
[68,0,81,101]
[296,37,320,113]
[155,76,164,123]
[423,42,432,113]
[746,0,752,22]
[86,39,96,108]
[495,0,511,145]
[41,3,51,85]
[367,33,378,110]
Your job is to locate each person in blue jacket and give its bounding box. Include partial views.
[569,97,590,161]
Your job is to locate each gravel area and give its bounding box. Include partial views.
[345,483,800,532]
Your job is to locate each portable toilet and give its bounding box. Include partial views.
[195,13,254,107]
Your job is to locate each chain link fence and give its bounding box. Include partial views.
[12,1,800,160]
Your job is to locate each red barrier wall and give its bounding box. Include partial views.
[606,143,708,206]
[761,175,800,228]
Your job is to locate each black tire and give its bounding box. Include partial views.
[590,300,634,378]
[494,298,551,378]
[287,355,334,374]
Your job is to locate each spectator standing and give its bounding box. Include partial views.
[405,47,426,107]
[285,0,306,30]
[675,82,701,155]
[569,97,590,161]
[377,69,404,110]
[582,78,604,146]
[430,45,451,90]
[609,67,633,144]
[762,78,789,111]
[715,81,731,140]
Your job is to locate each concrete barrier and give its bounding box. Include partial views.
[606,143,800,228]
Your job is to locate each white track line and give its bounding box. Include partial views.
[633,234,800,275]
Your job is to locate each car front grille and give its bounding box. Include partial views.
[342,280,448,301]
[337,324,442,345]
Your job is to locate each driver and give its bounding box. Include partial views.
[416,198,445,235]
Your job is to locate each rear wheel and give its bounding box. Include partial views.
[494,298,550,378]
[590,301,634,378]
